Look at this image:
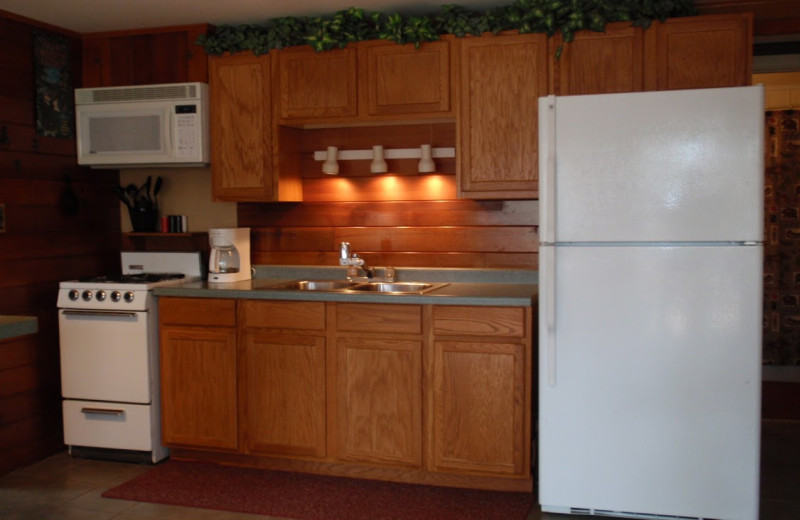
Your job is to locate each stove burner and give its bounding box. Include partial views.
[78,273,186,284]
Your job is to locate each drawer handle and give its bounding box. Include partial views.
[81,407,125,416]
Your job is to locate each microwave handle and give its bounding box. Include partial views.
[164,110,174,154]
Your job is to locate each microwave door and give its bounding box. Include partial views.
[76,104,172,166]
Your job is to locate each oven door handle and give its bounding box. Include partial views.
[81,407,125,416]
[61,310,139,318]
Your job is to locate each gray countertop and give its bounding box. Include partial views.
[154,266,538,307]
[0,315,38,341]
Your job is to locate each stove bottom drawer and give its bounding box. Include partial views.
[63,400,157,452]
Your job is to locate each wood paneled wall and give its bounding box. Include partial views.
[239,196,539,269]
[0,13,121,475]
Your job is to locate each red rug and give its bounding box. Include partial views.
[102,460,534,520]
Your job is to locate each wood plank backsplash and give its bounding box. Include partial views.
[238,196,539,269]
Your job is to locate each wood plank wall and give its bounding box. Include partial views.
[239,196,539,269]
[0,13,121,475]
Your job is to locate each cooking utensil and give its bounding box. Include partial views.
[152,177,162,208]
[114,186,133,209]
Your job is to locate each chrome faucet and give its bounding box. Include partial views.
[338,242,394,281]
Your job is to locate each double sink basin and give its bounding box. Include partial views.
[268,279,449,295]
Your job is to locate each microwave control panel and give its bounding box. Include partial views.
[174,104,201,159]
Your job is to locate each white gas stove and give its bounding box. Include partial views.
[57,251,202,464]
[57,252,203,311]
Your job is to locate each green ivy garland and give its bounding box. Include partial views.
[197,0,697,56]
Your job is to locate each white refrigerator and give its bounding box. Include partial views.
[537,86,763,520]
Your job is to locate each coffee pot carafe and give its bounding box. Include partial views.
[210,243,240,274]
[208,228,251,283]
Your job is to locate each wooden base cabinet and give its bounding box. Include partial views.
[429,306,532,478]
[160,298,533,491]
[240,301,327,458]
[333,303,423,468]
[159,298,238,451]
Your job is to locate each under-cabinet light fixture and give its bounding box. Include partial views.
[370,145,388,173]
[321,146,339,175]
[313,146,455,162]
[418,144,435,173]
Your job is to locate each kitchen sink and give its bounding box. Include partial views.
[268,280,360,291]
[345,282,448,294]
[267,280,448,295]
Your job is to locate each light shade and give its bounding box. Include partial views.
[370,145,388,173]
[322,146,339,175]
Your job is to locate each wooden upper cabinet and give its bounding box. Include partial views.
[81,24,209,88]
[275,39,454,124]
[360,38,454,118]
[276,46,358,122]
[209,53,286,201]
[458,33,547,200]
[644,13,752,90]
[550,22,644,95]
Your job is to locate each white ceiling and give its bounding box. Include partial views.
[0,0,503,34]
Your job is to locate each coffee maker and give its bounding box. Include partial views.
[208,228,251,283]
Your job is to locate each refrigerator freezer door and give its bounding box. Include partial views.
[540,86,764,244]
[538,244,761,519]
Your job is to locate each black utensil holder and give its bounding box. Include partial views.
[129,207,158,232]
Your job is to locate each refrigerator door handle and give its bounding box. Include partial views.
[544,245,557,386]
[539,96,557,243]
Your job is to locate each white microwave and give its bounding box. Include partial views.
[75,82,209,168]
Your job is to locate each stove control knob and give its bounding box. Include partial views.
[110,291,121,302]
[68,289,79,301]
[96,290,107,302]
[123,291,135,303]
[82,290,93,301]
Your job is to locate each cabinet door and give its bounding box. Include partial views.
[160,325,238,450]
[335,336,422,467]
[430,306,531,477]
[209,53,275,201]
[243,330,327,457]
[431,340,527,476]
[550,22,644,95]
[360,38,453,118]
[276,47,357,121]
[644,13,752,91]
[459,33,547,199]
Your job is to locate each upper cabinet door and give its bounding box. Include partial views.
[458,33,547,199]
[209,53,275,201]
[644,13,752,91]
[360,38,454,118]
[550,22,644,96]
[276,47,358,122]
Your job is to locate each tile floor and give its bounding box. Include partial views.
[0,420,797,520]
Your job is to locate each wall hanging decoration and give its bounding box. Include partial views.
[33,30,74,138]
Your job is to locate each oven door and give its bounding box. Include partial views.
[58,308,153,403]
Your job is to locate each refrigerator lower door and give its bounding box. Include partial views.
[539,244,761,520]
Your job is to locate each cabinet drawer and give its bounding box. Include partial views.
[159,297,236,327]
[336,303,422,334]
[433,306,527,338]
[240,300,326,330]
